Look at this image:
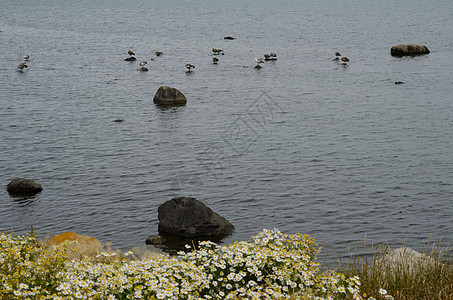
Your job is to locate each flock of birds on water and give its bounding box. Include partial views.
[122,47,281,73]
[17,47,351,73]
[333,52,350,65]
[120,48,350,72]
[15,47,350,124]
[17,55,29,72]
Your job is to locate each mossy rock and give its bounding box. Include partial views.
[49,232,103,257]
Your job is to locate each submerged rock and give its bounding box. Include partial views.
[390,44,430,56]
[7,178,42,196]
[146,235,167,245]
[158,197,234,238]
[153,86,187,105]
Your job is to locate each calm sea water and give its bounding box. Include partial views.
[1,0,452,262]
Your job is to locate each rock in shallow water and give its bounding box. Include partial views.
[158,197,234,238]
[390,44,430,56]
[153,86,187,105]
[7,178,42,196]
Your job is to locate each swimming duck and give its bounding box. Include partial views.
[17,62,28,71]
[185,62,195,72]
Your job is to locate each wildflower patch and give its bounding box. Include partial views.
[0,229,392,299]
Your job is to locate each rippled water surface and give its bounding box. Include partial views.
[1,0,452,262]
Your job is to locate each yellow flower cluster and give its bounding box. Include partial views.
[1,229,390,299]
[0,232,68,298]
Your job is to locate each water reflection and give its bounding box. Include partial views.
[156,232,230,256]
[168,173,205,200]
[155,104,187,112]
[10,194,38,206]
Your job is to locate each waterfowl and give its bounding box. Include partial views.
[185,62,195,72]
[17,62,28,71]
[125,50,137,61]
[341,56,349,65]
[254,57,264,69]
[332,52,342,61]
[139,61,149,71]
[264,52,277,61]
[264,52,277,60]
[24,55,30,61]
[212,48,224,55]
[212,56,219,64]
[155,51,162,56]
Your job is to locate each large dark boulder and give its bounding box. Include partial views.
[158,197,234,238]
[153,86,187,105]
[390,44,430,56]
[7,178,42,196]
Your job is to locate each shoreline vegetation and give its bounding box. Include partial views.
[1,229,451,299]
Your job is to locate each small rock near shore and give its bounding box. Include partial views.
[130,245,165,260]
[7,178,42,196]
[49,232,102,257]
[379,246,439,275]
[146,235,167,245]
